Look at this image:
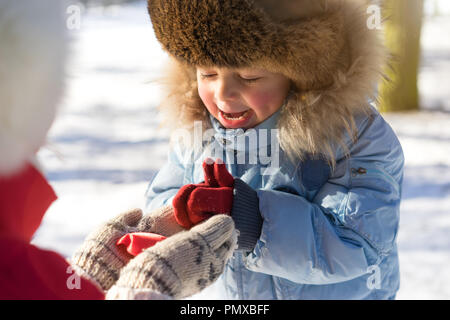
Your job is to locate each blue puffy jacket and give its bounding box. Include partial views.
[145,104,404,300]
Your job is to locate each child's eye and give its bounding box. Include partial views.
[200,74,217,80]
[240,76,262,83]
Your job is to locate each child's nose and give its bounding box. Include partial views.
[215,78,239,104]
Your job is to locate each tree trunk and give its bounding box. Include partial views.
[379,0,424,112]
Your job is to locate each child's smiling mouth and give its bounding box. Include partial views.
[221,110,250,120]
[218,109,254,128]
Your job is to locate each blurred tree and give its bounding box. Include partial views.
[432,0,441,17]
[379,0,424,112]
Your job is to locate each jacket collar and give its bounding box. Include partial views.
[209,107,282,152]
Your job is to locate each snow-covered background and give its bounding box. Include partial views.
[32,0,450,299]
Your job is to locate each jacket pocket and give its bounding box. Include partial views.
[346,160,401,256]
[349,161,400,198]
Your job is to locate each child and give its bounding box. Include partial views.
[145,0,405,299]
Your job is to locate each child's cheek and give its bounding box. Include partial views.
[247,91,275,109]
[198,86,215,110]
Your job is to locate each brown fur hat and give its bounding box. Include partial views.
[147,0,387,168]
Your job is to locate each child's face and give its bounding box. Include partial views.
[196,66,291,129]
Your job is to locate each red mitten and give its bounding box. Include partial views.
[172,159,213,228]
[210,158,235,188]
[172,184,201,229]
[173,158,235,228]
[187,186,233,224]
[200,158,234,188]
[117,232,167,257]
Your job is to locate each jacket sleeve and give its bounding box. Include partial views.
[144,143,191,212]
[244,112,405,285]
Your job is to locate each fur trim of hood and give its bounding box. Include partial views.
[151,0,387,169]
[0,0,68,176]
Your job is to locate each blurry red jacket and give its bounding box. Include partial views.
[0,163,104,300]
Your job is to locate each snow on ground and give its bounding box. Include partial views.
[32,1,450,299]
[382,110,450,299]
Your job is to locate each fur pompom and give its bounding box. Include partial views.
[0,0,68,176]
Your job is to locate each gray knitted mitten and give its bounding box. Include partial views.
[71,205,182,292]
[106,214,237,299]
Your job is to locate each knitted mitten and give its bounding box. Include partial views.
[138,204,185,237]
[70,208,142,291]
[106,214,237,300]
[71,205,182,292]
